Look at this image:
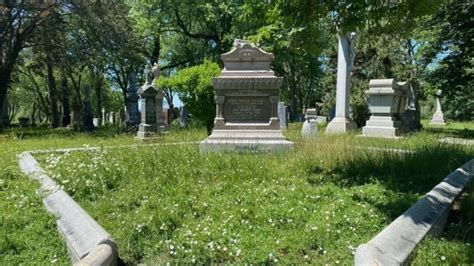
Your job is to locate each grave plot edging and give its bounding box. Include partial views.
[354,158,474,265]
[18,152,117,266]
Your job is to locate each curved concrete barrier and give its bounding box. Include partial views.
[355,158,474,265]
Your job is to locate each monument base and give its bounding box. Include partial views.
[430,113,446,126]
[362,115,403,138]
[135,123,160,142]
[200,130,293,153]
[325,117,356,134]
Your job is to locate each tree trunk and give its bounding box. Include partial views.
[47,62,60,127]
[0,69,12,129]
[61,74,71,126]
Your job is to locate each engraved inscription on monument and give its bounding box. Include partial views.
[200,39,293,152]
[224,97,270,122]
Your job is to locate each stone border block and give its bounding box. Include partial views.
[18,152,117,265]
[355,158,474,265]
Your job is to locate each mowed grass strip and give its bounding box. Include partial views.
[41,130,473,264]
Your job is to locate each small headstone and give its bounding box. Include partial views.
[301,109,318,138]
[430,89,446,126]
[179,107,190,128]
[200,39,294,152]
[108,112,115,125]
[93,118,101,127]
[18,117,29,127]
[278,102,288,129]
[101,108,106,125]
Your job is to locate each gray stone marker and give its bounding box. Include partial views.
[125,72,140,126]
[301,108,318,138]
[135,64,166,141]
[402,83,422,131]
[101,108,105,126]
[326,33,357,134]
[277,101,288,130]
[108,112,115,125]
[93,118,101,127]
[179,107,190,128]
[362,79,407,138]
[200,39,294,153]
[430,89,446,126]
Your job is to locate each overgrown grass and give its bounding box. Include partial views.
[36,123,473,264]
[1,121,472,264]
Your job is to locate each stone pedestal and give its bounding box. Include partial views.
[200,40,293,153]
[301,109,318,138]
[430,92,446,126]
[362,79,405,138]
[326,33,357,134]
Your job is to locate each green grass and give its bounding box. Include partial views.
[36,123,473,264]
[1,122,473,264]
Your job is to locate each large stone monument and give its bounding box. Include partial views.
[430,89,446,126]
[362,79,407,138]
[200,40,293,152]
[135,63,166,141]
[326,33,357,134]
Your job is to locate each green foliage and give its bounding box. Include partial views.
[157,61,220,131]
[418,2,474,120]
[34,123,473,264]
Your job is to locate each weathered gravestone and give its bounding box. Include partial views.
[301,108,318,138]
[200,39,294,152]
[179,107,190,128]
[108,112,115,125]
[135,64,166,141]
[362,79,407,138]
[92,118,101,127]
[278,102,288,130]
[125,72,140,126]
[430,89,446,126]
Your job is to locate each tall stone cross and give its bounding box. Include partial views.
[326,32,357,133]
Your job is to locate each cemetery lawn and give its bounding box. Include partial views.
[0,126,205,264]
[34,122,473,264]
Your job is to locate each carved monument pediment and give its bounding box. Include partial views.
[221,40,274,72]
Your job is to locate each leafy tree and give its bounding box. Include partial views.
[157,61,220,132]
[419,1,473,120]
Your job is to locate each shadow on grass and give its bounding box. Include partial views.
[308,144,473,220]
[424,127,474,139]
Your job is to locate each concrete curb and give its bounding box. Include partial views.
[439,137,474,146]
[354,158,474,265]
[18,152,117,265]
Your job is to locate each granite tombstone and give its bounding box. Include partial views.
[200,40,293,152]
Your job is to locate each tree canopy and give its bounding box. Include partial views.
[0,0,471,129]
